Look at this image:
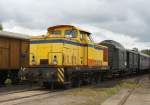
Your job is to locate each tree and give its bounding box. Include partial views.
[141,49,150,56]
[0,24,3,31]
[132,48,138,52]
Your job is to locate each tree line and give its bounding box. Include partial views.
[0,23,3,31]
[141,49,150,56]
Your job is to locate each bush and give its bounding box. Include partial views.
[0,24,3,31]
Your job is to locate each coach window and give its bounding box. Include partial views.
[65,30,77,38]
[49,30,61,35]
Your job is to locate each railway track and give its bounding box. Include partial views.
[0,87,43,96]
[0,88,62,105]
[0,74,146,105]
[117,76,141,105]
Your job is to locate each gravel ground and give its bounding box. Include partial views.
[0,75,148,105]
[102,74,150,105]
[0,83,40,95]
[123,75,150,105]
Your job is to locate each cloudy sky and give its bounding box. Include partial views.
[0,0,150,49]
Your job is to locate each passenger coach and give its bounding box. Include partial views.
[126,50,139,73]
[99,40,127,75]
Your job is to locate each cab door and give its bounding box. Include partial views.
[79,31,88,66]
[63,47,72,65]
[73,48,79,65]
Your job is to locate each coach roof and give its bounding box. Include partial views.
[100,40,125,50]
[0,31,30,40]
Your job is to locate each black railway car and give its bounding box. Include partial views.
[126,50,139,73]
[138,53,150,71]
[99,40,126,74]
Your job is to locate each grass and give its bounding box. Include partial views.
[64,79,140,105]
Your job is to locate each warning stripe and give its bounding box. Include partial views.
[58,69,64,78]
[58,73,64,83]
[57,68,64,83]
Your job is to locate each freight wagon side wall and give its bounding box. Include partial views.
[108,45,119,71]
[133,53,139,69]
[126,51,139,71]
[0,37,9,69]
[20,41,29,67]
[0,37,29,70]
[10,39,20,69]
[138,54,150,70]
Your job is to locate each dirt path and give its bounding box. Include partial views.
[123,75,150,105]
[102,74,150,105]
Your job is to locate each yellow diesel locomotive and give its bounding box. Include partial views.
[28,25,108,87]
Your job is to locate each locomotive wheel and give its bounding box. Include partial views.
[43,82,55,89]
[90,73,97,85]
[71,77,81,87]
[43,82,50,88]
[63,82,72,89]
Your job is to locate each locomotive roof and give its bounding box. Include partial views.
[100,40,125,50]
[47,25,91,34]
[0,31,30,40]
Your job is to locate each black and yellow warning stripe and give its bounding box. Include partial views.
[57,68,64,84]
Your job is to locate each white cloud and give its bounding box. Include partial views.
[0,0,150,50]
[73,24,150,50]
[3,22,45,36]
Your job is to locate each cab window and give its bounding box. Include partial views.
[86,34,93,42]
[65,30,77,38]
[80,31,85,40]
[49,30,61,35]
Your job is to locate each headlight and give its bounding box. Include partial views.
[32,55,36,65]
[53,55,58,65]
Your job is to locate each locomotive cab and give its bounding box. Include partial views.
[48,25,93,43]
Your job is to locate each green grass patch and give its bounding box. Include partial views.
[65,80,140,105]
